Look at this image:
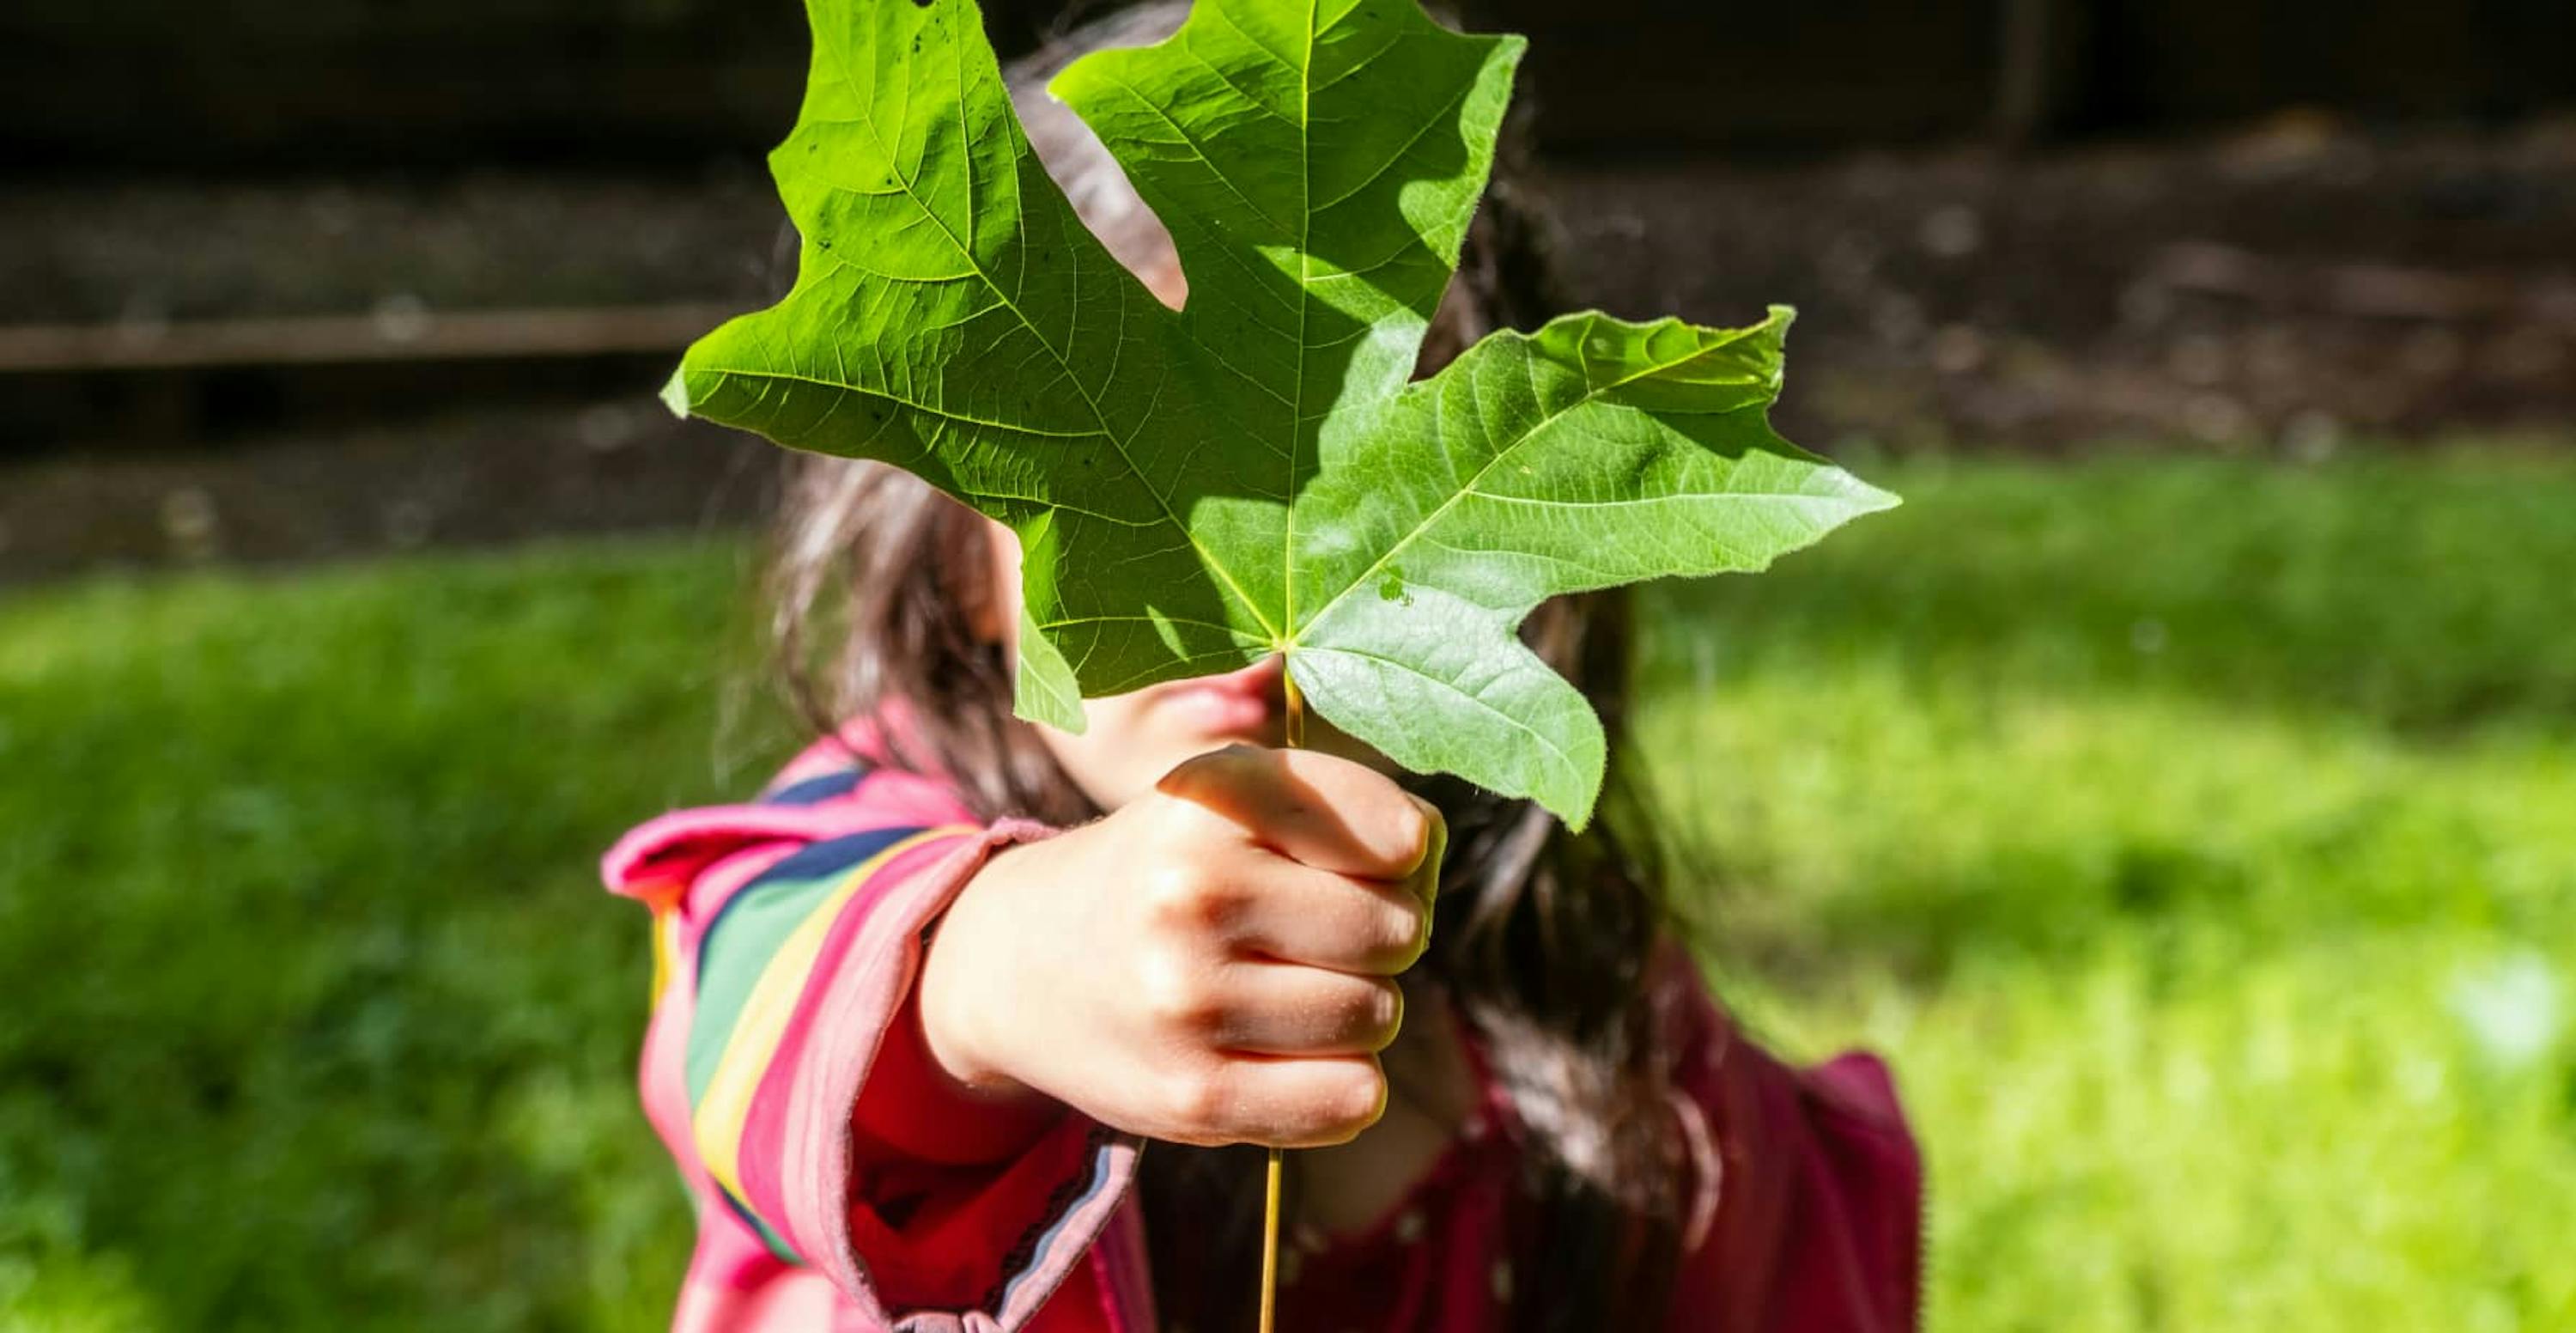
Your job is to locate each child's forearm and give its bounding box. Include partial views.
[915,839,1054,1105]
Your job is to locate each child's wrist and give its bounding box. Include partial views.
[918,843,1041,1105]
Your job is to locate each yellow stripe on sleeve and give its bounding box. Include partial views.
[690,827,970,1202]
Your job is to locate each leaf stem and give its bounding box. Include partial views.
[1261,660,1304,1333]
[1260,1144,1285,1333]
[1282,665,1307,751]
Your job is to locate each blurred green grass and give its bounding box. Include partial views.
[3,449,2572,1330]
[1636,450,2576,1331]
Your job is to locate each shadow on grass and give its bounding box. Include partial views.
[1641,450,2576,741]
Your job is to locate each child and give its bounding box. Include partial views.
[605,8,1919,1330]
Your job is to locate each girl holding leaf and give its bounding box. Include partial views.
[608,3,1918,1330]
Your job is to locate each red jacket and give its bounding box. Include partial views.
[605,739,1922,1331]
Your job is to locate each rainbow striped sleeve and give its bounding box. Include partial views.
[681,820,977,1260]
[605,758,1154,1329]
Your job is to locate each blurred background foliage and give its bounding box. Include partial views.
[3,0,2571,1329]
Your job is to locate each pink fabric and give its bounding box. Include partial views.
[605,742,1922,1332]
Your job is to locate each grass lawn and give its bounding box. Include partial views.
[3,448,2571,1330]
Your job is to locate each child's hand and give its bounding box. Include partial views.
[919,745,1443,1148]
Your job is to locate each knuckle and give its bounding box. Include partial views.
[1164,991,1230,1041]
[1138,859,1196,915]
[1141,863,1235,934]
[1164,743,1267,800]
[1163,1065,1233,1132]
[1136,953,1218,1032]
[1138,794,1215,850]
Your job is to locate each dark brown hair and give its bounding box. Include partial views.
[766,7,1686,1326]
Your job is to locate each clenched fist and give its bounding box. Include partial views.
[919,746,1443,1147]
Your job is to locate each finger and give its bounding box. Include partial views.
[1182,1055,1388,1148]
[1227,859,1429,975]
[1407,794,1448,911]
[1157,746,1440,881]
[1200,964,1404,1056]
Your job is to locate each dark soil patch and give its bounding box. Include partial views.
[1545,117,2576,451]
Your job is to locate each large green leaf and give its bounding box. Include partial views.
[665,0,1898,826]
